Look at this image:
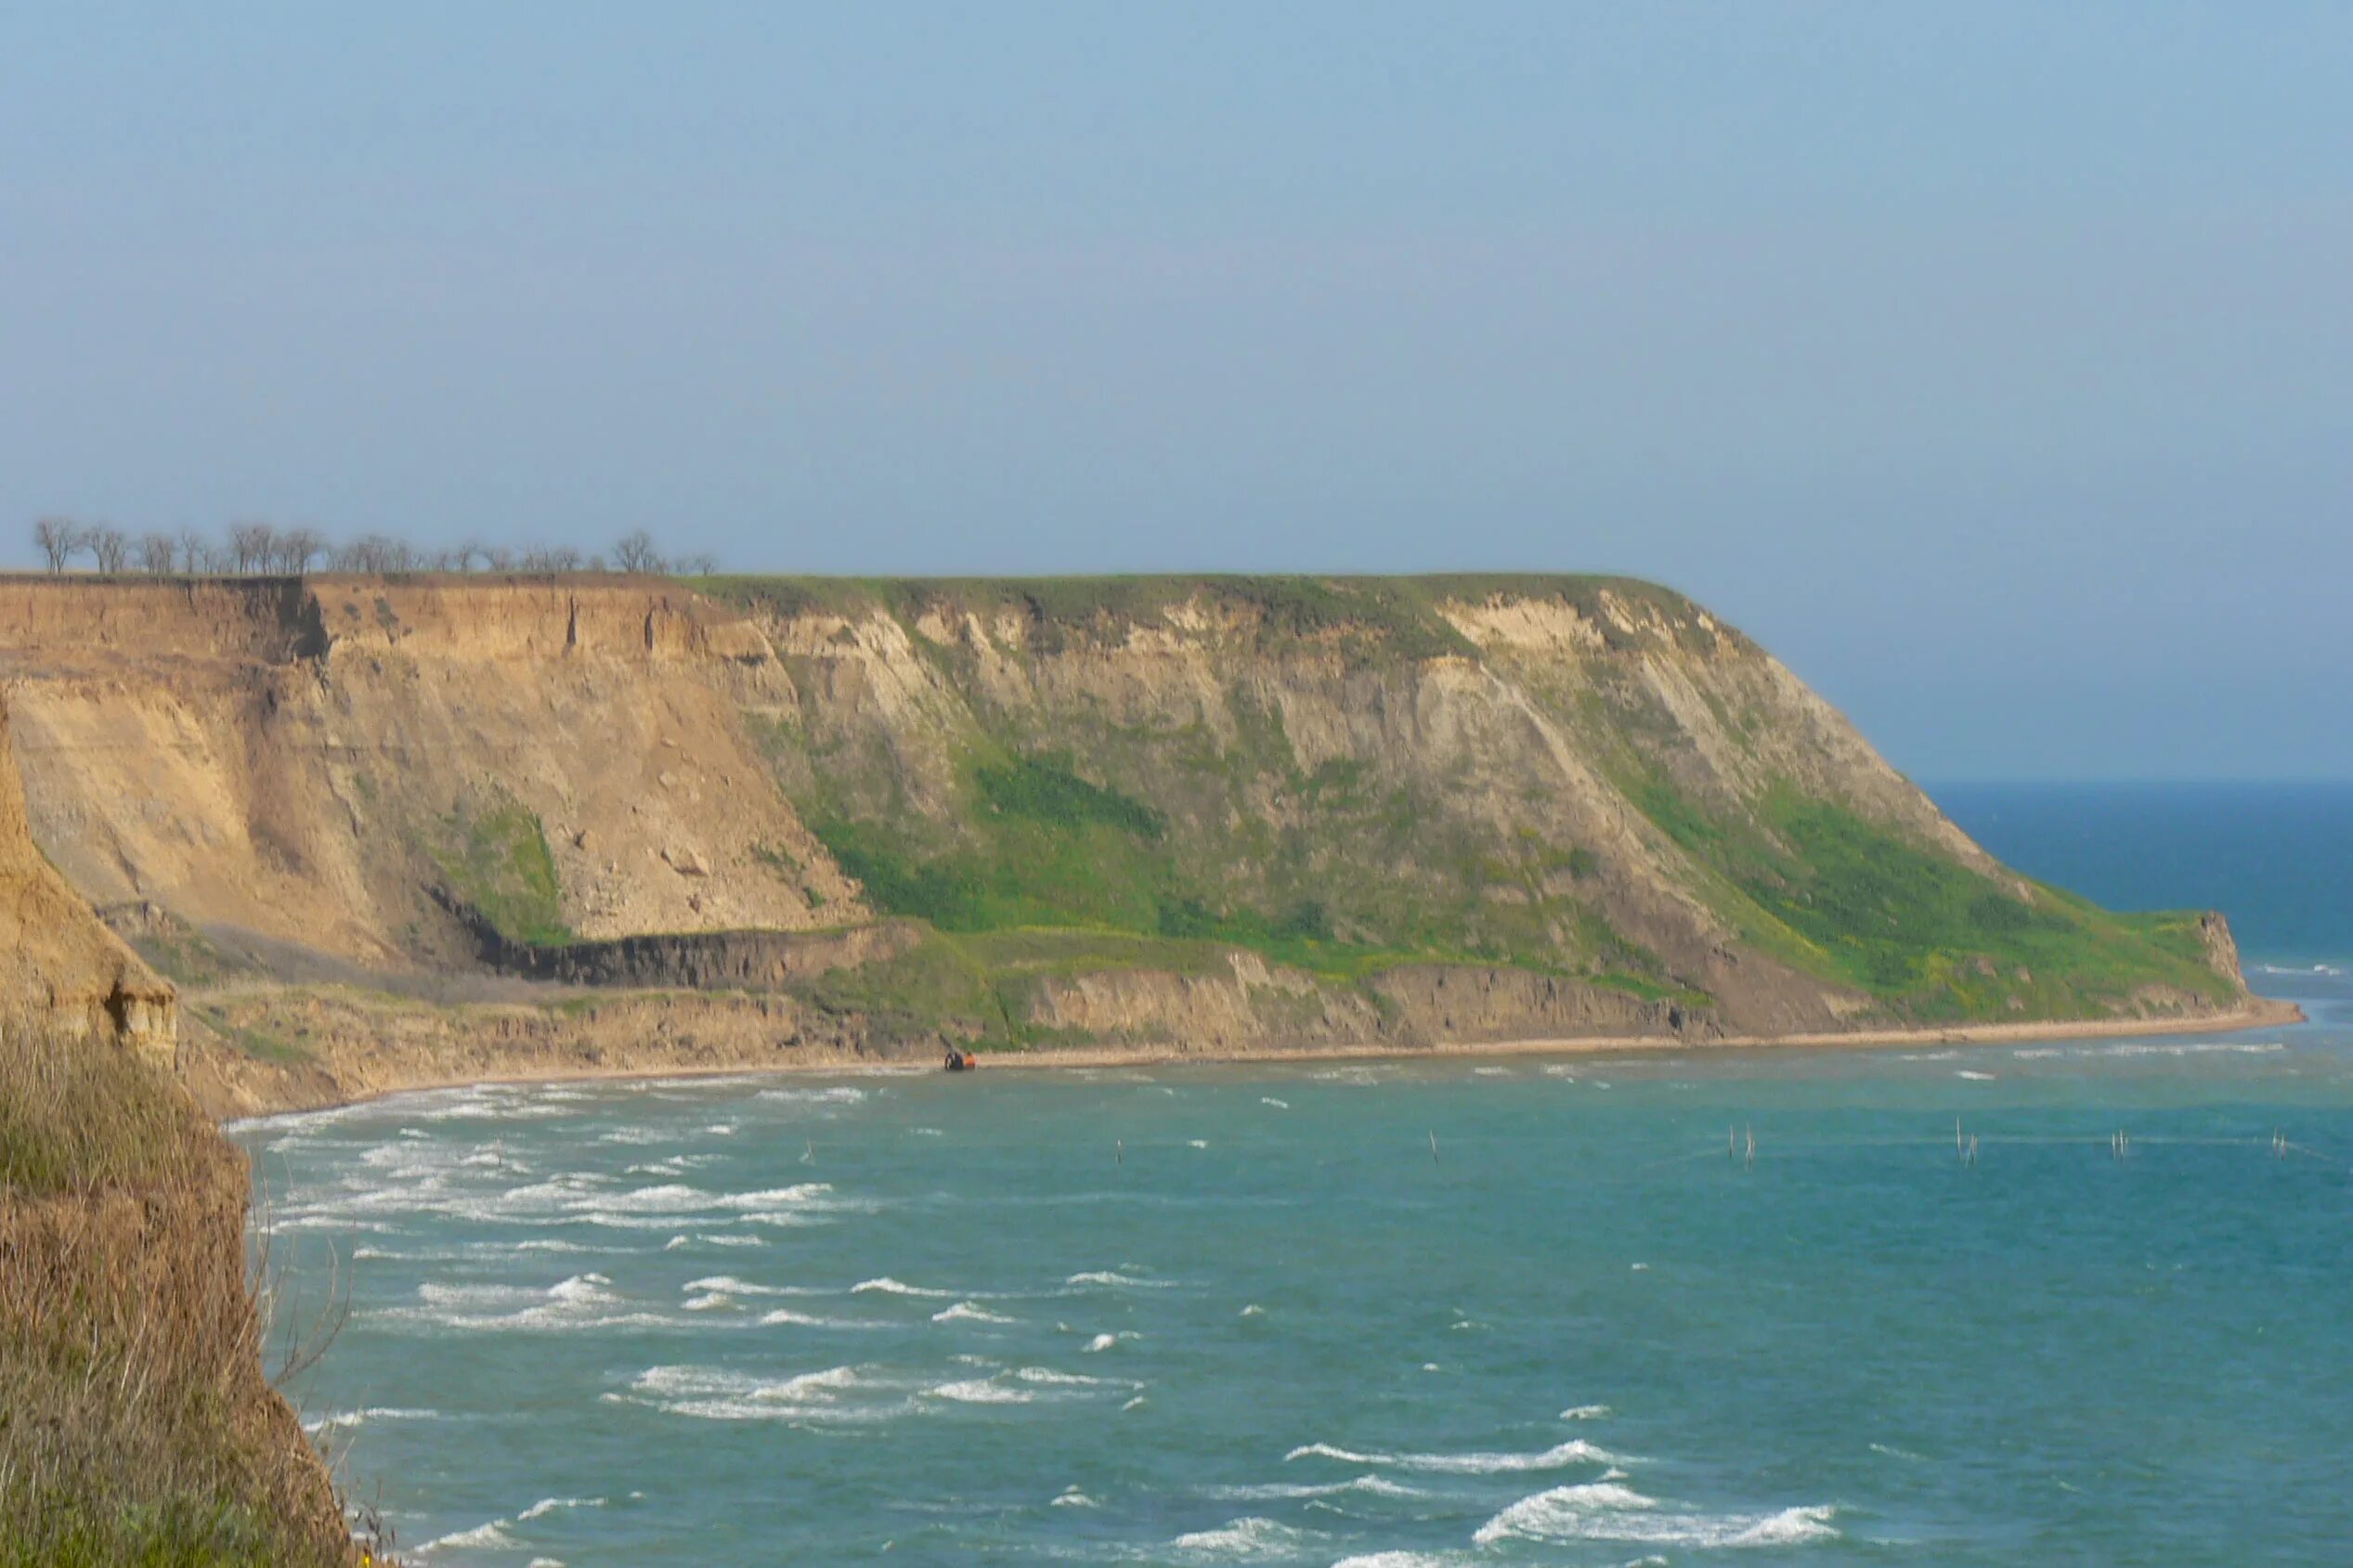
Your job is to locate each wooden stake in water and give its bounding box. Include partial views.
[1116,1139,1124,1165]
[1745,1125,1755,1169]
[1429,1130,1439,1163]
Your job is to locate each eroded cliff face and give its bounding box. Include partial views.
[0,696,174,1059]
[0,574,2248,1062]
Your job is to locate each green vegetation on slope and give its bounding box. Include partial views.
[1632,781,2235,1022]
[428,794,571,946]
[714,573,2234,1034]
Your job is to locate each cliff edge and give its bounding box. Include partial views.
[0,573,2256,1105]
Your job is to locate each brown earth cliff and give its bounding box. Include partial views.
[0,572,2277,1118]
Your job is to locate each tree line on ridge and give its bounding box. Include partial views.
[27,518,716,577]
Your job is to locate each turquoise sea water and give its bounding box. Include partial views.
[240,784,2353,1565]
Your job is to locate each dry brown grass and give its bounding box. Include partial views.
[0,1018,366,1565]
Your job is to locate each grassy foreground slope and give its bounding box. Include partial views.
[696,574,2240,1044]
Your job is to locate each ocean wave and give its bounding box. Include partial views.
[682,1275,826,1298]
[1286,1437,1614,1474]
[421,1517,515,1550]
[1475,1484,1836,1549]
[302,1406,440,1434]
[1083,1332,1134,1353]
[755,1085,872,1107]
[1204,1474,1425,1501]
[757,1307,890,1330]
[852,1276,958,1298]
[620,1363,883,1423]
[1051,1486,1098,1508]
[384,1273,682,1334]
[932,1300,1019,1325]
[516,1496,604,1522]
[1261,1096,1291,1109]
[1559,1404,1612,1420]
[1065,1269,1174,1290]
[929,1377,1036,1404]
[1169,1516,1323,1558]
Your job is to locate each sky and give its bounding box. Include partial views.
[4,4,2348,781]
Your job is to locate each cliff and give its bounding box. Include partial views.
[0,573,2250,1082]
[0,675,353,1556]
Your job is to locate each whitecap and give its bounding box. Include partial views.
[1286,1437,1614,1473]
[1084,1332,1132,1353]
[1051,1486,1099,1508]
[758,1307,888,1330]
[1064,1269,1172,1290]
[1169,1515,1321,1558]
[1205,1474,1425,1501]
[755,1086,871,1107]
[1261,1096,1291,1109]
[620,1363,878,1423]
[302,1406,439,1434]
[929,1377,1035,1405]
[1474,1484,1836,1549]
[1956,1069,1996,1081]
[516,1496,603,1522]
[422,1517,515,1549]
[852,1276,957,1298]
[932,1301,1018,1325]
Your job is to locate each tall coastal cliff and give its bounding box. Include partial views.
[0,573,2251,1109]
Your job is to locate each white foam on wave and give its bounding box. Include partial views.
[757,1306,890,1330]
[683,1275,825,1298]
[422,1517,515,1549]
[1261,1096,1291,1109]
[1169,1516,1322,1558]
[666,1232,763,1251]
[1475,1483,1837,1549]
[302,1406,439,1434]
[1286,1437,1615,1474]
[516,1496,604,1522]
[384,1272,679,1334]
[932,1300,1018,1325]
[1956,1069,1996,1082]
[755,1085,872,1107]
[852,1276,958,1299]
[1559,1404,1612,1420]
[1084,1332,1134,1353]
[1066,1269,1173,1290]
[620,1362,878,1423]
[929,1377,1036,1405]
[1330,1554,1481,1568]
[1051,1486,1098,1508]
[1205,1473,1425,1501]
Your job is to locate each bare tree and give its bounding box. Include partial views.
[139,533,178,575]
[484,546,514,572]
[32,517,83,573]
[228,521,277,574]
[276,527,327,574]
[86,525,130,575]
[613,529,663,574]
[676,552,717,575]
[176,528,211,574]
[453,541,487,574]
[519,545,582,572]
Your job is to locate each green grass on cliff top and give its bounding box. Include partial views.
[691,572,1727,657]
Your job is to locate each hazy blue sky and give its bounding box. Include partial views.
[5,5,2348,780]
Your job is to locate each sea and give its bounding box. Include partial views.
[239,782,2353,1566]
